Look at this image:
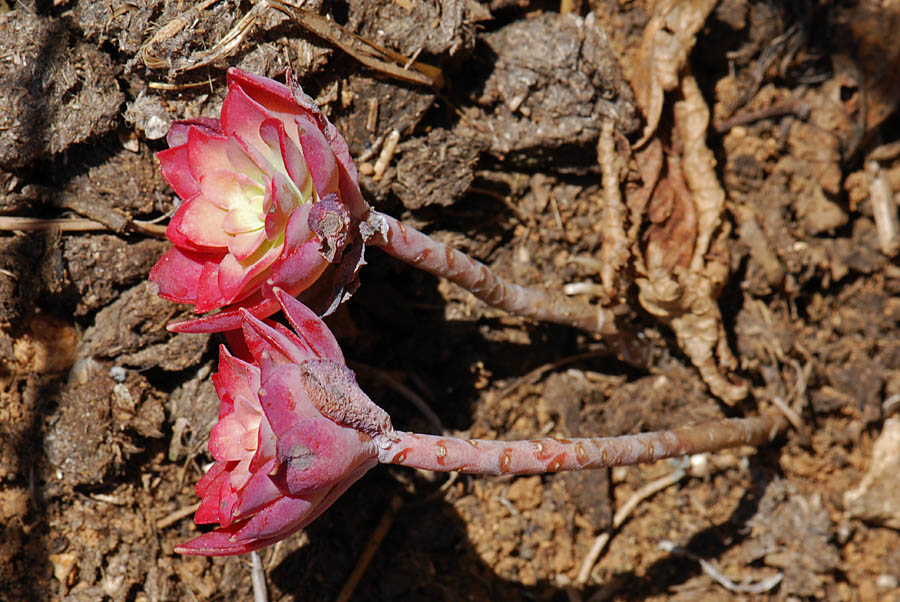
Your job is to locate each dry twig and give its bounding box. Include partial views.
[597,119,628,295]
[250,550,268,602]
[868,161,900,256]
[156,502,202,529]
[335,495,404,602]
[372,129,400,182]
[0,216,167,237]
[142,0,443,88]
[658,540,783,594]
[713,98,811,133]
[573,463,689,588]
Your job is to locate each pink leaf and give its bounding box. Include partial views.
[242,327,317,390]
[172,196,229,249]
[166,117,221,147]
[157,146,200,202]
[193,260,227,313]
[295,114,340,199]
[274,289,345,363]
[165,294,280,333]
[149,246,207,304]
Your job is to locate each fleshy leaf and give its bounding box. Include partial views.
[274,289,345,363]
[149,247,206,303]
[157,145,200,202]
[295,114,340,199]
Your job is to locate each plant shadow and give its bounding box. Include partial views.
[270,446,780,601]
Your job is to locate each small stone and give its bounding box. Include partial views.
[844,417,900,528]
[144,115,170,141]
[49,552,77,586]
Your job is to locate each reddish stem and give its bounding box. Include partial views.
[363,210,616,335]
[377,412,787,475]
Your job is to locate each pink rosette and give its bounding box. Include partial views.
[177,290,380,556]
[150,68,368,333]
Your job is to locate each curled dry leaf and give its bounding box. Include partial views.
[647,157,697,269]
[632,0,717,147]
[628,137,664,241]
[677,76,723,271]
[635,75,748,404]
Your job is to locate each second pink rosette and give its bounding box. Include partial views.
[177,290,385,556]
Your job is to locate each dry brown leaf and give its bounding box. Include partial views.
[632,0,717,146]
[676,75,723,271]
[635,72,747,404]
[638,256,747,403]
[628,137,664,241]
[645,155,697,273]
